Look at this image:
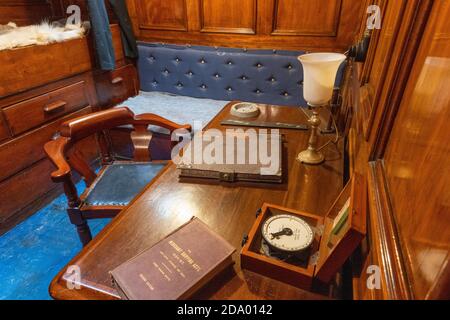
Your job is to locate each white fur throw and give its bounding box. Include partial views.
[0,21,87,51]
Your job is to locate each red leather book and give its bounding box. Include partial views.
[110,218,235,300]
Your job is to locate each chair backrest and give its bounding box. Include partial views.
[60,107,135,141]
[45,107,192,189]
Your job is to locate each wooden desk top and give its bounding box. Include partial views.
[50,102,344,300]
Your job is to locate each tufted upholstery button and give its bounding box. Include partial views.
[137,43,339,107]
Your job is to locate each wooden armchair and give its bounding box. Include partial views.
[44,107,192,246]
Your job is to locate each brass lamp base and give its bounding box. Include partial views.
[297,104,325,165]
[297,149,325,165]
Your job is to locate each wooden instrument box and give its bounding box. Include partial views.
[241,174,367,290]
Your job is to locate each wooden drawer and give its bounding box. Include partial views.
[3,81,90,136]
[0,115,9,143]
[0,159,57,226]
[0,37,93,98]
[0,107,92,183]
[96,64,139,108]
[0,129,99,230]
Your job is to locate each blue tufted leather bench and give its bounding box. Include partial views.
[137,42,346,107]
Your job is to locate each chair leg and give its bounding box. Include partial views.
[68,209,92,247]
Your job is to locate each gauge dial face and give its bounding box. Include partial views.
[262,215,314,253]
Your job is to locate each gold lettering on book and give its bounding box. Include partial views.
[139,273,154,291]
[153,262,171,282]
[169,240,202,272]
[160,251,186,278]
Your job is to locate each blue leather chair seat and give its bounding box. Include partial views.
[84,162,166,207]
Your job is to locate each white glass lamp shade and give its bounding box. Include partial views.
[298,53,347,106]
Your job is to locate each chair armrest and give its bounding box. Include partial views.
[44,137,72,183]
[133,113,192,133]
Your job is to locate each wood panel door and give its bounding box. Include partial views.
[126,0,366,51]
[381,0,450,299]
[347,0,449,300]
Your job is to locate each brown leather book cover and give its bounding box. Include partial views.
[110,218,235,300]
[177,132,283,183]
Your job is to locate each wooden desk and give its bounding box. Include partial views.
[50,102,344,300]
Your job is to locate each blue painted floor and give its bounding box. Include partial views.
[0,182,111,300]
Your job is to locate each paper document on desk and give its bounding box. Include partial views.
[175,131,283,184]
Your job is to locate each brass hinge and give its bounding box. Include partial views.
[311,251,320,266]
[314,224,325,237]
[220,172,236,182]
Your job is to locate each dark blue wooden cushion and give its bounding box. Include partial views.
[84,162,166,207]
[138,42,346,107]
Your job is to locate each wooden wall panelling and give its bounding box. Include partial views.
[382,0,450,299]
[355,0,374,40]
[360,0,403,136]
[347,0,447,300]
[367,0,434,158]
[128,0,366,52]
[359,0,387,84]
[200,0,256,34]
[271,0,342,37]
[356,0,433,158]
[346,61,413,300]
[136,0,188,31]
[366,161,413,299]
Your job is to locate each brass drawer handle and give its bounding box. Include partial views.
[111,77,124,84]
[44,100,67,113]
